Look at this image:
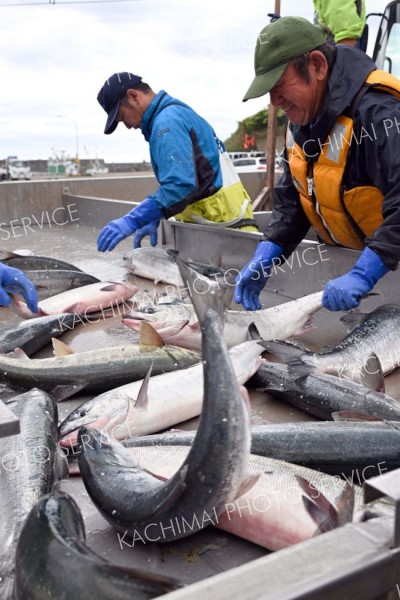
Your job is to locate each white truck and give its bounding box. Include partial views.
[0,158,32,181]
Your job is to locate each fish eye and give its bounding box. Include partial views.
[142,307,155,314]
[79,409,87,418]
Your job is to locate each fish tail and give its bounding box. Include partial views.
[296,475,339,534]
[177,258,232,325]
[287,355,319,379]
[258,340,306,361]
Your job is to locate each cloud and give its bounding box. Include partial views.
[0,0,383,162]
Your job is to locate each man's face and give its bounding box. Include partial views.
[116,95,143,130]
[269,62,323,125]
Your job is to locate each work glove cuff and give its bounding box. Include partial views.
[352,247,390,288]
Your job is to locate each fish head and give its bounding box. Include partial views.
[77,425,139,471]
[58,393,130,448]
[122,305,168,325]
[122,312,165,331]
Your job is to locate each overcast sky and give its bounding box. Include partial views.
[0,0,391,164]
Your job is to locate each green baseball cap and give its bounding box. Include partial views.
[243,17,328,101]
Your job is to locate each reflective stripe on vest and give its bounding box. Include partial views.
[286,70,400,250]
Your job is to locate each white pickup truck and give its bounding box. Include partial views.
[0,160,32,181]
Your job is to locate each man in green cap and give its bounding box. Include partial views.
[234,16,400,312]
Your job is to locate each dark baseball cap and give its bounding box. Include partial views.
[243,17,328,101]
[97,72,142,134]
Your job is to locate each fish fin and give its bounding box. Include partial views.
[335,483,355,527]
[161,320,190,336]
[359,352,385,393]
[177,258,233,325]
[234,473,260,500]
[13,347,31,360]
[139,321,165,347]
[50,382,87,402]
[258,340,306,361]
[332,410,384,422]
[52,337,75,356]
[99,283,120,291]
[53,447,69,481]
[288,355,319,379]
[248,322,261,340]
[143,468,168,482]
[134,364,153,410]
[297,476,338,533]
[0,249,21,260]
[291,313,317,336]
[340,310,365,332]
[166,249,179,262]
[62,303,82,314]
[304,497,338,535]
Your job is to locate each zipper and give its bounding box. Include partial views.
[306,161,314,197]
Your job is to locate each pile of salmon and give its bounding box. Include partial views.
[1,247,399,599]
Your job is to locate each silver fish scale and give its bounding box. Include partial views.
[0,345,200,391]
[315,304,400,378]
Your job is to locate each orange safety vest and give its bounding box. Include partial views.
[286,70,400,250]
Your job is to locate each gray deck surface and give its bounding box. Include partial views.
[1,221,400,590]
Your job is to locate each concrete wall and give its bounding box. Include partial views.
[0,171,277,229]
[0,175,158,227]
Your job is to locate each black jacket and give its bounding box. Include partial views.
[266,45,400,270]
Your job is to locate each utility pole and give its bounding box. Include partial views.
[253,1,281,212]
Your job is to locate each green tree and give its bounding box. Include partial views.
[224,108,286,152]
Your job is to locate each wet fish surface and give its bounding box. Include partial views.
[251,361,400,421]
[125,421,400,478]
[14,280,138,318]
[110,444,388,551]
[14,490,180,599]
[223,291,323,347]
[123,247,226,287]
[0,250,85,272]
[78,259,253,542]
[123,318,202,353]
[265,304,400,381]
[0,389,62,599]
[24,269,100,300]
[0,343,200,395]
[58,339,263,447]
[126,291,323,349]
[0,313,78,356]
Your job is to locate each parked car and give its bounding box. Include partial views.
[232,157,267,173]
[0,160,32,181]
[8,160,32,180]
[228,151,250,160]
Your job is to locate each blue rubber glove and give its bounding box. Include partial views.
[322,247,390,311]
[133,220,160,249]
[0,263,38,313]
[97,197,162,252]
[234,241,283,311]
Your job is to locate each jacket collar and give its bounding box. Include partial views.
[141,90,170,141]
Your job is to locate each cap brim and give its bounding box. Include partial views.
[243,62,288,102]
[104,102,120,135]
